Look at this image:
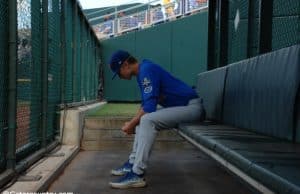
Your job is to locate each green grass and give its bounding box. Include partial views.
[86,103,140,117]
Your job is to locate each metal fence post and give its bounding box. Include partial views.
[247,0,256,58]
[73,0,77,102]
[7,0,17,170]
[219,0,228,66]
[207,0,217,70]
[41,0,48,148]
[60,0,66,104]
[114,6,118,35]
[81,16,85,101]
[259,0,273,54]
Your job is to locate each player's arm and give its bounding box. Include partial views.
[122,67,159,134]
[122,107,146,135]
[122,95,159,135]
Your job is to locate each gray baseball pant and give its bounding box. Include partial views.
[128,98,205,175]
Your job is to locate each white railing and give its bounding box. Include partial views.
[149,5,165,24]
[185,0,208,14]
[92,0,208,39]
[93,20,115,39]
[118,10,148,33]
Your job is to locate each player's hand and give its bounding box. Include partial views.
[122,122,135,135]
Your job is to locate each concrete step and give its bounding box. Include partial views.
[81,139,192,151]
[81,129,192,150]
[82,128,182,141]
[82,117,193,150]
[84,117,131,130]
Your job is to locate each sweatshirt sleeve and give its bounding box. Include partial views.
[139,68,160,113]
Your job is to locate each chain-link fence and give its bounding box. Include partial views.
[272,0,300,50]
[47,0,62,141]
[0,0,100,176]
[16,0,38,160]
[0,0,8,173]
[227,0,249,64]
[208,0,300,68]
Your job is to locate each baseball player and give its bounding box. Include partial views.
[108,50,205,189]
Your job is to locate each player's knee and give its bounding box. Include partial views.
[140,113,150,123]
[140,113,155,126]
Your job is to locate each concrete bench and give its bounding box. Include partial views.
[177,44,300,194]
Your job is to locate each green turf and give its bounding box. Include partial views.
[86,103,140,117]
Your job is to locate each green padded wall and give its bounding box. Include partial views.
[172,12,208,86]
[135,23,172,71]
[102,32,140,101]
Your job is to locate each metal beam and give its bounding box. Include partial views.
[7,0,17,170]
[81,16,85,101]
[259,0,273,54]
[207,0,217,70]
[247,0,256,58]
[60,0,66,104]
[219,0,229,66]
[42,0,49,148]
[73,0,78,102]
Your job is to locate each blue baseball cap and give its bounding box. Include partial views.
[109,50,130,79]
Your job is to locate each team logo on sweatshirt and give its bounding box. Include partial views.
[142,78,151,86]
[142,77,152,93]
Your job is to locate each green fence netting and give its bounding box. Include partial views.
[86,29,91,100]
[80,19,84,101]
[81,23,87,101]
[91,41,95,100]
[12,0,100,163]
[60,0,100,103]
[94,42,99,100]
[227,0,249,64]
[79,20,83,101]
[90,39,94,100]
[224,0,299,64]
[0,0,8,173]
[65,0,73,103]
[272,0,300,50]
[0,0,95,174]
[48,0,61,140]
[16,0,40,158]
[76,11,81,102]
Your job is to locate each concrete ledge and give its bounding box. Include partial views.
[85,116,132,130]
[3,145,80,193]
[60,102,106,146]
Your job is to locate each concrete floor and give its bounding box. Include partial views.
[48,148,255,194]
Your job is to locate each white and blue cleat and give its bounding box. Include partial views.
[111,160,133,176]
[109,171,146,189]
